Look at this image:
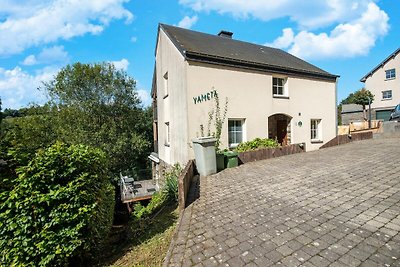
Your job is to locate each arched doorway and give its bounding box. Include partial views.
[268,114,292,146]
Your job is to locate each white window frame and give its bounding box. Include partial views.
[310,119,322,142]
[382,90,392,100]
[165,122,170,146]
[272,77,288,97]
[385,69,396,80]
[163,72,169,98]
[228,119,245,148]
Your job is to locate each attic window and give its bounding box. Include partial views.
[385,69,396,80]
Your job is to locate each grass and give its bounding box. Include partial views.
[92,203,179,267]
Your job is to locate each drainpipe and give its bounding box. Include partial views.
[368,96,372,129]
[335,77,339,136]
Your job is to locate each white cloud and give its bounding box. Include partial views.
[268,3,389,60]
[180,0,389,60]
[265,28,294,49]
[179,0,375,29]
[0,66,58,109]
[22,45,69,66]
[130,36,137,43]
[0,0,133,56]
[22,55,37,65]
[137,89,151,107]
[110,58,129,71]
[177,15,198,29]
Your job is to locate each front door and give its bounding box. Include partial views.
[277,120,288,145]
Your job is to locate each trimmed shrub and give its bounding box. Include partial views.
[235,137,279,152]
[0,142,115,266]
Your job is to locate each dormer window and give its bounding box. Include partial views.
[273,77,288,97]
[385,69,396,80]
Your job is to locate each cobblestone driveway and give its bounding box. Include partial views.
[165,138,400,267]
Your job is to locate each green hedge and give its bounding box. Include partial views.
[0,142,115,266]
[235,137,279,152]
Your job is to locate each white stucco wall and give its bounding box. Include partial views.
[186,62,337,156]
[155,29,189,166]
[364,52,400,110]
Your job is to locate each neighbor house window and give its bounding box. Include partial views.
[165,122,170,146]
[385,69,396,80]
[311,119,322,141]
[163,72,169,97]
[228,119,244,147]
[382,90,392,100]
[273,77,287,97]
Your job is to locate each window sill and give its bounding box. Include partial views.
[382,98,392,101]
[273,95,289,99]
[311,140,323,144]
[164,143,170,147]
[385,78,395,81]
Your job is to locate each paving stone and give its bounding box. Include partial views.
[164,138,400,266]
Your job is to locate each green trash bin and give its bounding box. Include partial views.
[216,152,225,171]
[224,151,238,168]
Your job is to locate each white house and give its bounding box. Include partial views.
[151,24,339,169]
[361,48,400,121]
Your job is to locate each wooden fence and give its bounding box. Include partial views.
[178,160,196,211]
[238,143,305,164]
[320,131,373,149]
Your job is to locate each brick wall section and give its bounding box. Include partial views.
[178,160,196,211]
[320,131,373,149]
[238,144,305,164]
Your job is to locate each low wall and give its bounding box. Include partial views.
[238,144,305,164]
[178,160,196,211]
[320,131,373,149]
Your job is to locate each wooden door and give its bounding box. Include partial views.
[277,120,288,145]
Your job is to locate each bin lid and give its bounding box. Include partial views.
[192,137,217,144]
[224,151,238,156]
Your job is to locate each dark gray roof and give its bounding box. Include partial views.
[159,24,338,81]
[341,104,363,113]
[360,48,400,82]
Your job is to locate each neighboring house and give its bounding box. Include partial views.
[341,104,364,125]
[361,48,400,121]
[151,24,339,170]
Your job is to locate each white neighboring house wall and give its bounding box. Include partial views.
[361,49,400,117]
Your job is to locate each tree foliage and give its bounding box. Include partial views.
[0,142,114,266]
[352,88,374,108]
[42,62,152,176]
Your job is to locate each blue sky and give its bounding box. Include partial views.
[0,0,398,109]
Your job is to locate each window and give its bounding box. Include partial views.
[310,119,322,141]
[228,119,244,147]
[385,69,396,80]
[165,122,170,146]
[382,90,392,100]
[273,77,287,97]
[163,72,168,97]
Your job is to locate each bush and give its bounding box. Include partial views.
[0,142,115,266]
[163,164,181,202]
[235,137,279,152]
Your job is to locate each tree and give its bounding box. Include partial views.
[0,142,114,266]
[42,62,152,177]
[353,88,374,120]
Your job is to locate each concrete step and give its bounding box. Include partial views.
[373,121,400,139]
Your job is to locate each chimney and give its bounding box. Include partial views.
[218,30,233,39]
